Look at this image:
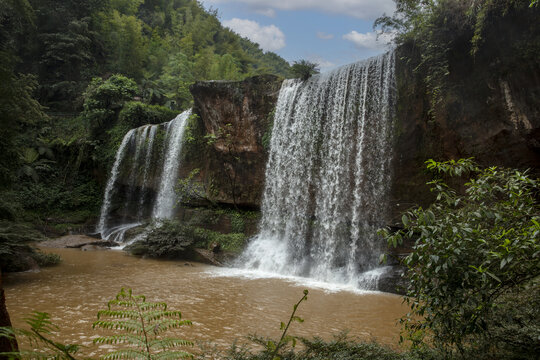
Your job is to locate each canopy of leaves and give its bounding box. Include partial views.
[290,60,320,81]
[381,159,540,357]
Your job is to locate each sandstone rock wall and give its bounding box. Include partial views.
[182,75,283,209]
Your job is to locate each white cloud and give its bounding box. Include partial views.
[202,0,395,20]
[254,8,276,17]
[223,18,286,51]
[316,31,334,40]
[342,30,395,50]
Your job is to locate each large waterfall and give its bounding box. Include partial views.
[239,52,396,288]
[98,109,192,241]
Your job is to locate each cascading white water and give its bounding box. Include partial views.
[153,109,192,219]
[239,51,396,289]
[97,128,137,238]
[98,109,192,241]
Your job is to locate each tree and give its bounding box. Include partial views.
[290,60,319,81]
[381,159,540,356]
[82,74,138,135]
[0,0,44,188]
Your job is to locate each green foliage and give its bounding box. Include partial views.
[268,290,309,360]
[0,311,80,359]
[93,288,193,359]
[32,251,62,267]
[0,311,79,360]
[118,102,178,128]
[125,220,197,259]
[380,159,540,356]
[375,0,538,116]
[262,110,275,151]
[290,60,320,81]
[192,227,247,253]
[83,75,138,116]
[176,168,217,206]
[0,220,61,272]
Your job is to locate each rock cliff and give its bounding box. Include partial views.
[182,75,282,209]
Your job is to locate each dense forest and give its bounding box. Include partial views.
[0,0,539,359]
[0,0,292,267]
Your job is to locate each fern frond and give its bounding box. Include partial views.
[93,319,144,334]
[97,310,140,320]
[101,349,148,360]
[94,334,146,347]
[138,302,167,311]
[150,319,192,334]
[142,310,182,322]
[95,289,193,359]
[148,338,194,349]
[24,311,58,334]
[107,300,139,309]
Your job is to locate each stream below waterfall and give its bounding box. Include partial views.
[4,248,407,357]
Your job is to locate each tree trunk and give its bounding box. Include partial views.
[0,270,18,357]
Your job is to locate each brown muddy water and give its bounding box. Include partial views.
[4,248,407,357]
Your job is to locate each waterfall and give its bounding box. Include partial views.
[98,109,192,241]
[153,109,192,219]
[239,51,396,288]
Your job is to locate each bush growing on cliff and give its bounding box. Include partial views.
[291,60,320,81]
[381,159,540,357]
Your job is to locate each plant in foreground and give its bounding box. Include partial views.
[93,288,193,359]
[0,288,193,359]
[0,311,80,359]
[380,158,540,356]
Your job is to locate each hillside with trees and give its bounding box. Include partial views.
[0,0,292,256]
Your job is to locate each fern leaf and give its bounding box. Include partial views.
[93,319,144,334]
[97,310,140,320]
[148,337,194,349]
[150,319,192,334]
[142,310,182,322]
[93,334,146,347]
[101,349,148,360]
[138,302,167,311]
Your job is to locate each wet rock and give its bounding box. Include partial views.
[378,266,408,295]
[39,235,107,248]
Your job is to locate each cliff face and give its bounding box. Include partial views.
[182,75,282,209]
[389,17,540,223]
[183,41,539,220]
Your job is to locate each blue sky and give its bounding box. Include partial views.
[200,0,396,72]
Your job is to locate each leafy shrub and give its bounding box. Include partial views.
[82,75,139,138]
[0,220,49,272]
[33,251,62,267]
[381,159,540,356]
[83,75,138,113]
[192,227,246,253]
[291,60,319,81]
[125,220,197,258]
[118,101,178,128]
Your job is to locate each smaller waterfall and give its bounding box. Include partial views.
[97,128,137,238]
[98,109,192,241]
[153,109,192,219]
